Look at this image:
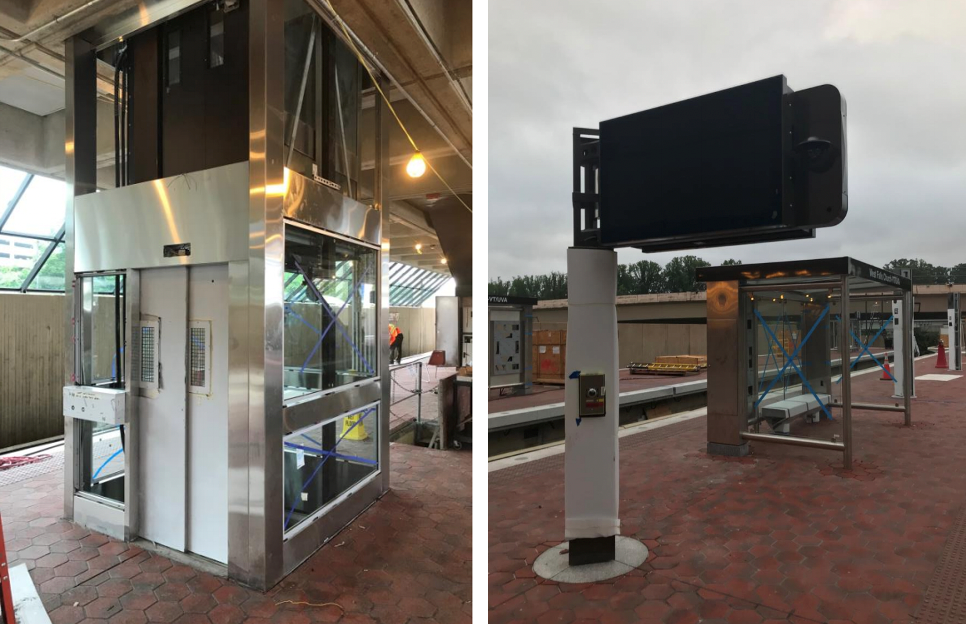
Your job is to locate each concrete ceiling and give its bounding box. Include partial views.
[0,0,472,287]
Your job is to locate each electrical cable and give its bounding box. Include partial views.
[318,0,472,214]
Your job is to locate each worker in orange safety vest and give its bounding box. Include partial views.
[389,323,404,365]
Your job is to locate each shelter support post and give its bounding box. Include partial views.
[840,276,852,470]
[903,289,914,425]
[706,281,750,457]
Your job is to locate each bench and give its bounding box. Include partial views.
[760,393,830,433]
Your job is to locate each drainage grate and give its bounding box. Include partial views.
[915,503,966,623]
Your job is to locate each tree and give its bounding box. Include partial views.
[721,258,742,266]
[883,259,950,285]
[662,255,711,293]
[950,263,966,284]
[625,260,665,294]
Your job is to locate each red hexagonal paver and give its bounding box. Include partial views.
[489,354,966,623]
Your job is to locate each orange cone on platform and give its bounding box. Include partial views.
[937,341,948,368]
[880,356,892,380]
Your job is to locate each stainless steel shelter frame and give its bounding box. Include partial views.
[697,258,914,470]
[64,0,391,590]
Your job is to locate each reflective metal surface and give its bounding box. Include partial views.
[281,475,383,577]
[283,168,380,246]
[705,281,746,449]
[74,163,251,272]
[238,0,287,591]
[903,290,914,425]
[226,260,251,583]
[64,35,99,521]
[79,0,206,50]
[74,493,125,540]
[740,431,845,452]
[124,270,141,539]
[840,275,852,470]
[282,382,382,435]
[375,75,392,495]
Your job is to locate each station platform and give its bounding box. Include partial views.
[0,444,471,624]
[488,348,891,432]
[489,353,966,623]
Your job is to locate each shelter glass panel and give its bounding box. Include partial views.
[283,224,378,402]
[282,403,379,533]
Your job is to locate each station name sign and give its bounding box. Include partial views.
[488,295,539,306]
[866,268,901,287]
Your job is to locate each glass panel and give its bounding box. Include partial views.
[283,403,379,533]
[283,0,318,167]
[209,7,225,68]
[0,165,28,208]
[2,174,65,237]
[80,274,126,387]
[330,43,360,197]
[283,224,378,402]
[27,242,65,291]
[166,30,181,87]
[82,423,125,504]
[0,235,47,289]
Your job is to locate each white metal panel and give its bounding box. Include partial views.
[63,386,126,425]
[435,295,459,366]
[187,264,229,564]
[138,267,188,552]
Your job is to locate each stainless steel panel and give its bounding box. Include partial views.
[74,494,125,540]
[65,35,99,521]
[244,0,286,592]
[80,0,206,50]
[124,269,141,540]
[282,168,381,246]
[74,162,251,273]
[375,75,392,496]
[903,290,913,425]
[226,260,251,583]
[436,296,460,367]
[281,474,383,578]
[706,281,745,447]
[740,431,845,452]
[840,276,852,469]
[282,382,382,435]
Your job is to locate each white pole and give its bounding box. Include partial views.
[892,298,905,397]
[950,293,962,371]
[564,247,619,549]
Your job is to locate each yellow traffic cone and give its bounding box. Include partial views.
[341,413,368,441]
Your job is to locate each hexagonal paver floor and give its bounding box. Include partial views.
[1,443,470,624]
[490,354,966,623]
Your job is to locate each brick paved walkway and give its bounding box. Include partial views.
[1,444,471,624]
[489,354,966,624]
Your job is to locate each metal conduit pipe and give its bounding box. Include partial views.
[0,0,113,43]
[307,0,473,171]
[740,431,845,452]
[830,402,906,413]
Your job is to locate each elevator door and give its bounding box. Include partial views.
[186,264,228,563]
[139,267,188,551]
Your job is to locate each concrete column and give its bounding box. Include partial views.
[564,247,619,563]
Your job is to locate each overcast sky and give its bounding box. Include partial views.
[488,0,966,281]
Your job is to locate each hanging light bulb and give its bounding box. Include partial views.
[441,257,448,265]
[406,152,427,178]
[415,243,423,254]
